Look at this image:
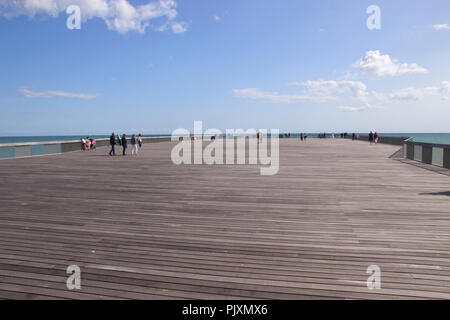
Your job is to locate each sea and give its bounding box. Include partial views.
[379,133,450,145]
[0,133,449,145]
[0,134,170,144]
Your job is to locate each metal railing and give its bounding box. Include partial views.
[403,139,450,169]
[0,136,171,160]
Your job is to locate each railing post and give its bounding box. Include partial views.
[444,147,450,169]
[422,146,433,164]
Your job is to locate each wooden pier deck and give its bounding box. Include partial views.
[0,139,449,300]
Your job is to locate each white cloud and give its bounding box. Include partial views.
[293,80,368,99]
[0,0,186,34]
[387,88,433,101]
[234,80,369,104]
[156,20,187,33]
[386,81,450,101]
[233,50,447,109]
[232,88,319,104]
[233,81,450,107]
[213,15,220,22]
[432,24,450,31]
[20,88,98,99]
[170,21,187,34]
[351,50,428,78]
[338,106,365,112]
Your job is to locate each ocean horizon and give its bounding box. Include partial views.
[1,133,449,145]
[0,134,171,144]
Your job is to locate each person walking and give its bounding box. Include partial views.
[85,137,91,150]
[131,134,138,156]
[369,131,374,144]
[80,137,87,151]
[109,132,116,156]
[122,134,127,156]
[138,134,143,148]
[374,131,379,144]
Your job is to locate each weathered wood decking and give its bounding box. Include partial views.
[0,139,449,300]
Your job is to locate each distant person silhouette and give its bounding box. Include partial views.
[131,134,138,155]
[369,131,374,144]
[109,133,116,156]
[122,134,127,155]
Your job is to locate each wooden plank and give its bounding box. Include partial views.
[0,139,449,299]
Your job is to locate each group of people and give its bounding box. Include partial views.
[350,131,379,143]
[315,132,379,144]
[320,132,349,139]
[300,133,308,141]
[109,133,143,156]
[80,137,96,150]
[368,131,380,144]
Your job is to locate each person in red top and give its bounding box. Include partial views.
[374,132,379,144]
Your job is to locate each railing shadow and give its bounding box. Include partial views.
[389,147,404,159]
[419,191,450,196]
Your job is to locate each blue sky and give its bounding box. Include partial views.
[0,0,449,136]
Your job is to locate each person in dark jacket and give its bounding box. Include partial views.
[121,134,127,155]
[137,133,143,148]
[109,133,116,156]
[369,131,374,144]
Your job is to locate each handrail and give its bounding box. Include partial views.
[403,139,450,149]
[0,136,170,147]
[0,136,172,160]
[403,139,450,169]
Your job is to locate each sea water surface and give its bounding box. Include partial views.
[381,133,450,145]
[0,135,170,144]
